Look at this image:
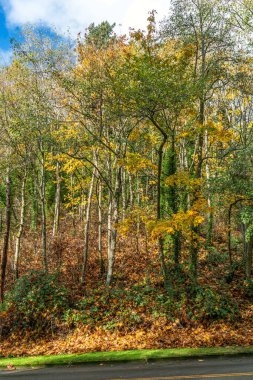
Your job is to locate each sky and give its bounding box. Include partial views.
[0,0,171,62]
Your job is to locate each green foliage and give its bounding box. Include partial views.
[155,277,239,323]
[64,287,151,330]
[206,247,229,265]
[62,277,239,334]
[193,286,240,321]
[2,270,69,332]
[0,183,5,207]
[85,21,116,48]
[244,278,253,298]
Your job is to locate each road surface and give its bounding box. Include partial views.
[0,355,253,379]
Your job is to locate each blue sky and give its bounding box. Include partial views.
[0,0,171,62]
[0,5,10,49]
[0,2,19,53]
[0,2,20,62]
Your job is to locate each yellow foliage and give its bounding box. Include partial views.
[206,120,235,145]
[149,207,205,240]
[119,152,157,174]
[62,159,84,174]
[165,171,202,189]
[178,131,190,139]
[118,207,155,237]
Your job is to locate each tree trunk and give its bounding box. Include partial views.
[31,170,38,230]
[70,173,76,231]
[228,204,233,267]
[52,162,61,237]
[80,167,96,284]
[245,221,253,278]
[157,134,168,286]
[0,211,3,234]
[166,132,181,266]
[39,146,48,272]
[241,222,247,262]
[106,167,121,286]
[136,174,140,255]
[14,173,26,279]
[93,150,104,276]
[0,170,11,303]
[128,171,134,210]
[122,168,127,220]
[190,98,205,281]
[97,178,104,275]
[205,131,213,246]
[246,235,253,278]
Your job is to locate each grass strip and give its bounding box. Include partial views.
[0,346,253,368]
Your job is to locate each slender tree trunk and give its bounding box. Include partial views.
[14,173,26,279]
[189,27,206,279]
[0,169,11,303]
[122,168,127,220]
[241,222,247,262]
[167,132,181,266]
[106,151,113,285]
[157,134,168,286]
[128,171,134,210]
[180,139,190,211]
[106,167,121,286]
[151,147,156,203]
[70,173,76,231]
[31,170,38,230]
[228,204,233,267]
[0,211,3,234]
[136,174,140,255]
[52,162,61,237]
[106,206,118,287]
[40,147,48,272]
[205,131,213,246]
[245,236,253,278]
[80,167,96,284]
[107,195,112,282]
[196,100,205,179]
[190,98,205,281]
[94,151,104,275]
[97,178,104,275]
[246,235,253,278]
[145,174,149,199]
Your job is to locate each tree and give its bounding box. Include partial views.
[161,0,236,279]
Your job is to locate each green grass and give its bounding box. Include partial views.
[1,346,253,368]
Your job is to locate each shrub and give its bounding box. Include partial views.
[244,278,253,298]
[194,286,240,321]
[2,270,69,332]
[153,282,240,323]
[206,247,229,265]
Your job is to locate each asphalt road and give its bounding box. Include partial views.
[0,355,253,379]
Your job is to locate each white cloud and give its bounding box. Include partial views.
[123,0,170,32]
[1,0,171,37]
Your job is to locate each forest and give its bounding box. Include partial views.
[1,0,253,357]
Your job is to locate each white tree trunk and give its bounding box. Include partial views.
[14,173,26,279]
[98,179,104,275]
[80,166,96,284]
[106,167,121,286]
[122,168,126,220]
[128,171,134,210]
[52,162,61,237]
[40,146,48,272]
